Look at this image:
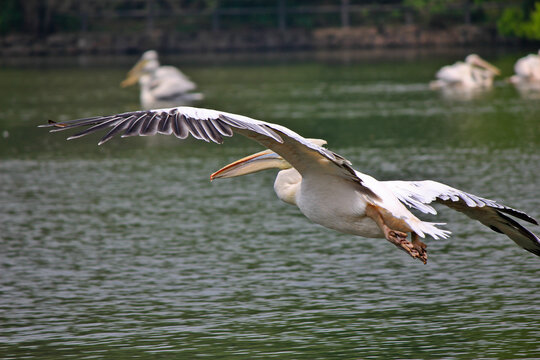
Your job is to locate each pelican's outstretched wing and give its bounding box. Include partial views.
[385,180,540,256]
[41,106,378,199]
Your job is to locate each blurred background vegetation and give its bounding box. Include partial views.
[1,0,539,40]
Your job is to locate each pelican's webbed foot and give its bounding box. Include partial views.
[366,204,428,264]
[384,228,427,264]
[411,232,427,264]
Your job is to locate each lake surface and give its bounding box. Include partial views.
[1,49,539,359]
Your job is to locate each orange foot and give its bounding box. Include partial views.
[411,232,428,264]
[384,228,427,264]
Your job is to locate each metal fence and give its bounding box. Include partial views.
[36,0,506,34]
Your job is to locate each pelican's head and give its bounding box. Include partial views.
[142,50,159,61]
[210,138,327,180]
[465,54,501,75]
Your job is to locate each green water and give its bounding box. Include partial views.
[1,50,539,359]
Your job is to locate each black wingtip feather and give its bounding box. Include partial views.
[39,119,62,128]
[498,207,538,225]
[496,211,540,257]
[172,114,189,139]
[98,117,134,145]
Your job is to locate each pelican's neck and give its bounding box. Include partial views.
[274,168,301,206]
[139,75,155,109]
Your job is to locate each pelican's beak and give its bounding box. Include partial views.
[473,57,501,76]
[120,59,149,87]
[120,73,140,87]
[210,149,290,180]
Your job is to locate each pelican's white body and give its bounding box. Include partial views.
[138,73,203,110]
[128,50,202,109]
[512,52,540,81]
[431,54,500,91]
[297,173,384,238]
[274,168,441,239]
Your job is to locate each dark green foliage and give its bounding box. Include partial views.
[0,0,22,34]
[1,0,540,40]
[498,2,540,39]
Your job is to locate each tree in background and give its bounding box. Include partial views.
[498,0,540,40]
[1,0,540,41]
[0,0,82,36]
[0,0,22,34]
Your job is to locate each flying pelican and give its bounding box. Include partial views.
[40,106,540,263]
[430,54,501,91]
[121,50,203,109]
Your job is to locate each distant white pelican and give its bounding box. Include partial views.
[121,50,203,109]
[41,106,540,263]
[509,50,540,84]
[430,54,501,91]
[509,50,540,98]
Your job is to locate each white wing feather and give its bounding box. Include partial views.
[150,67,197,97]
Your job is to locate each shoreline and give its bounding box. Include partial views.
[1,24,531,58]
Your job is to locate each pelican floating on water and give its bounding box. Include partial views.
[509,50,540,84]
[430,54,501,92]
[121,50,203,109]
[509,50,540,98]
[41,106,540,263]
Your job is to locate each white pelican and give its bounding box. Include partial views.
[430,54,501,91]
[509,50,540,98]
[41,106,540,263]
[121,50,203,109]
[509,50,540,84]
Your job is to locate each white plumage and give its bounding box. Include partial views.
[121,50,203,109]
[510,50,540,84]
[430,54,501,91]
[41,106,540,263]
[508,50,540,98]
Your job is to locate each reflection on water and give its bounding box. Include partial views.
[512,81,540,99]
[1,52,539,359]
[433,83,493,101]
